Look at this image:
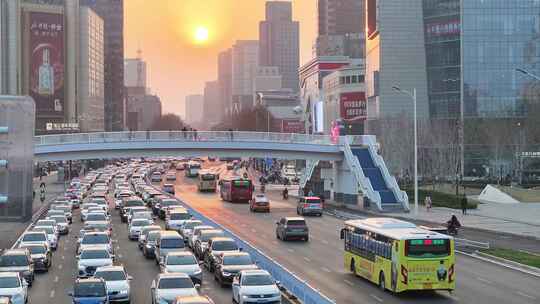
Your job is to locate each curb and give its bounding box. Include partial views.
[457,250,540,278]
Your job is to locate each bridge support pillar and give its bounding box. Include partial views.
[322,161,360,206]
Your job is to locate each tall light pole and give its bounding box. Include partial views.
[392,86,418,216]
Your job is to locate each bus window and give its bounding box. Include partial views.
[405,239,450,258]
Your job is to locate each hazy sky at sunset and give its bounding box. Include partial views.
[124,0,317,118]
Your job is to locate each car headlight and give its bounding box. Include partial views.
[119,289,129,295]
[242,295,250,299]
[193,269,202,275]
[222,271,231,276]
[271,293,281,298]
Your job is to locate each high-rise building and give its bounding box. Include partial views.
[79,6,104,131]
[259,1,299,91]
[217,49,232,118]
[254,66,282,94]
[185,94,204,126]
[317,0,364,36]
[124,57,147,88]
[0,0,22,95]
[231,40,259,112]
[203,81,221,126]
[81,0,125,131]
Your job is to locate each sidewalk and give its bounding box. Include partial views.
[0,173,65,249]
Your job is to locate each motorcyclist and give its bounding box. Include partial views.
[282,187,289,199]
[261,183,266,193]
[446,214,461,235]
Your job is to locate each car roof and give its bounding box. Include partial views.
[82,231,109,236]
[158,272,190,279]
[76,277,105,284]
[240,269,270,276]
[221,252,249,258]
[95,265,125,272]
[174,295,213,304]
[166,251,195,257]
[1,249,28,255]
[80,245,109,251]
[0,272,21,278]
[284,217,306,221]
[210,237,234,242]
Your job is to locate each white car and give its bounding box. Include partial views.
[85,211,109,223]
[81,203,99,221]
[0,272,28,304]
[188,225,214,249]
[28,228,58,250]
[94,265,132,303]
[159,252,203,285]
[128,219,153,240]
[78,232,113,255]
[47,215,70,235]
[77,246,114,278]
[151,273,199,304]
[232,270,281,304]
[165,211,192,231]
[179,220,203,243]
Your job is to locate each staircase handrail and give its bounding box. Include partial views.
[300,159,319,189]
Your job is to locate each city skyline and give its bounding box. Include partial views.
[124,0,316,117]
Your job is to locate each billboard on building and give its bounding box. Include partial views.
[340,92,367,121]
[281,119,305,133]
[28,12,65,118]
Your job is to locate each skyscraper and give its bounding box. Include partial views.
[317,0,364,36]
[259,1,299,91]
[185,94,204,126]
[203,81,221,126]
[218,49,232,118]
[81,0,125,131]
[231,40,259,113]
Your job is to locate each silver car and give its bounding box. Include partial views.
[179,220,203,243]
[0,272,28,304]
[0,249,34,285]
[77,246,114,278]
[151,273,199,304]
[160,252,202,285]
[94,265,132,303]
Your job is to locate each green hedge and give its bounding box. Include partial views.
[404,188,478,210]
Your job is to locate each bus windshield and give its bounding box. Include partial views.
[232,180,250,188]
[406,239,450,258]
[200,174,216,181]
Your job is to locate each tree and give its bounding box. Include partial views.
[150,113,187,131]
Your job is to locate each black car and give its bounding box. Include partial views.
[120,197,145,223]
[214,252,258,287]
[203,237,240,272]
[158,198,182,220]
[142,231,161,259]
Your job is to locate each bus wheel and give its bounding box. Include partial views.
[379,272,386,291]
[350,259,356,276]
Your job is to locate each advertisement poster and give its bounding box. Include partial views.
[340,92,367,121]
[281,120,305,133]
[28,12,65,117]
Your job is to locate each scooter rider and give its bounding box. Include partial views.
[282,187,289,199]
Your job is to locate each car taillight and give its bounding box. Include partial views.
[303,203,309,208]
[448,264,454,283]
[401,265,408,284]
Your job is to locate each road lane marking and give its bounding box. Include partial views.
[54,276,59,283]
[58,264,63,270]
[50,290,55,298]
[272,241,278,245]
[321,267,331,273]
[261,234,268,239]
[344,279,355,286]
[251,228,257,233]
[287,248,294,253]
[61,255,65,260]
[370,294,383,303]
[321,239,329,245]
[516,291,536,300]
[476,277,493,285]
[303,257,311,262]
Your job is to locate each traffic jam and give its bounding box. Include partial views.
[0,160,284,304]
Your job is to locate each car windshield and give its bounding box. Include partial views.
[161,200,179,207]
[37,221,55,226]
[124,200,144,207]
[183,222,202,229]
[0,277,20,288]
[74,282,106,297]
[243,274,274,286]
[170,213,190,220]
[134,212,151,219]
[158,277,194,289]
[223,255,252,265]
[23,233,47,241]
[161,238,184,248]
[81,250,110,259]
[287,220,306,226]
[82,235,109,244]
[212,241,238,251]
[200,232,223,242]
[51,216,67,223]
[0,255,28,266]
[86,223,108,230]
[95,270,126,281]
[167,255,197,265]
[147,232,160,242]
[87,214,107,221]
[25,246,47,254]
[132,220,149,227]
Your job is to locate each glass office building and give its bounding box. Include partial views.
[422,0,540,177]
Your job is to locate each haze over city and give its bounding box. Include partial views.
[124,0,316,116]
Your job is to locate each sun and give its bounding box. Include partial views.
[194,26,209,43]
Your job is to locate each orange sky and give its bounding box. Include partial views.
[124,0,317,118]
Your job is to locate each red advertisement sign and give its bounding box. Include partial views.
[281,120,305,133]
[340,92,367,121]
[28,12,65,117]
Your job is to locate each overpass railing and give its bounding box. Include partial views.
[34,131,339,146]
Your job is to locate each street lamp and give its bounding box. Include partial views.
[392,85,418,216]
[516,68,540,81]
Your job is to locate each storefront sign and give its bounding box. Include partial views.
[340,92,367,121]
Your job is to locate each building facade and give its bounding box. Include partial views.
[217,49,232,118]
[124,57,147,88]
[184,94,204,126]
[254,66,282,94]
[322,65,366,135]
[81,0,125,131]
[0,0,22,95]
[203,81,221,127]
[318,0,365,36]
[125,88,161,132]
[231,40,259,112]
[78,6,104,131]
[259,1,299,91]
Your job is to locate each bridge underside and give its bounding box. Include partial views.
[34,141,344,162]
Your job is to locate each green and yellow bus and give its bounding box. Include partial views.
[340,218,455,293]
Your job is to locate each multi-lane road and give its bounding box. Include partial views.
[167,163,539,304]
[26,188,231,304]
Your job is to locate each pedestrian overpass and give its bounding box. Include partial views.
[34,131,409,212]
